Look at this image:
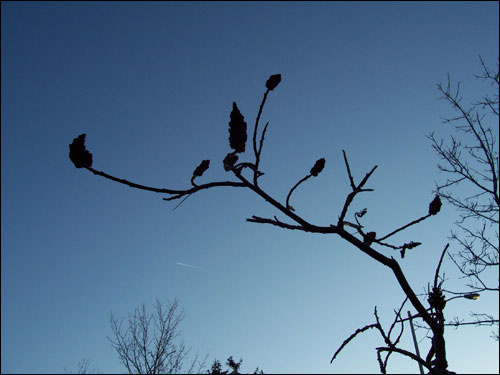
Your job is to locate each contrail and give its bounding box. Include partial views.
[176,262,202,269]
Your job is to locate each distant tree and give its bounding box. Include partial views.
[64,358,98,374]
[207,356,263,374]
[428,56,499,340]
[108,298,207,374]
[69,71,483,373]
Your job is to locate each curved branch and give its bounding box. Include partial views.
[285,174,312,211]
[376,347,431,371]
[331,323,379,363]
[85,167,246,200]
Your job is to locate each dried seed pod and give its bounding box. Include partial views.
[310,158,325,177]
[223,152,239,171]
[193,160,210,178]
[265,74,282,91]
[228,102,247,153]
[69,133,93,168]
[428,195,442,215]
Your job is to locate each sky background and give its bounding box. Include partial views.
[1,1,499,374]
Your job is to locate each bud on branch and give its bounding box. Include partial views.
[265,74,282,91]
[310,158,326,177]
[428,195,442,215]
[228,102,247,153]
[69,133,93,169]
[193,160,210,177]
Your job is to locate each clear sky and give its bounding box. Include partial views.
[1,1,499,374]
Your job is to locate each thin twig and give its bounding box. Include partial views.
[377,214,430,242]
[285,174,312,210]
[253,90,270,185]
[337,151,377,226]
[434,244,450,289]
[331,323,379,363]
[86,166,247,201]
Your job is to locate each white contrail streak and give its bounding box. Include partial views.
[176,262,202,269]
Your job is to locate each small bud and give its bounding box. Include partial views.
[310,158,325,177]
[69,133,93,168]
[363,232,377,246]
[265,74,282,91]
[193,160,210,178]
[228,102,247,153]
[428,195,442,215]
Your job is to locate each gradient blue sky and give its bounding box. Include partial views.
[2,2,499,374]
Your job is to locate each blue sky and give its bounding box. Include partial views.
[1,1,499,373]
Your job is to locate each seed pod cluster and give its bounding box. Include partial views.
[428,195,442,215]
[228,102,247,153]
[265,74,282,91]
[192,159,210,178]
[69,133,93,168]
[310,158,326,177]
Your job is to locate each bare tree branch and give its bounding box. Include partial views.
[107,299,203,374]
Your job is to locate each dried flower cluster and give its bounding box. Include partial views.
[69,133,93,168]
[192,160,210,178]
[228,102,247,153]
[310,158,326,177]
[428,195,442,215]
[265,74,281,91]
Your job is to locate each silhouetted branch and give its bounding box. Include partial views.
[253,74,281,186]
[434,244,450,289]
[427,57,499,343]
[246,215,307,231]
[333,302,409,373]
[82,167,247,201]
[285,158,325,211]
[376,347,431,371]
[330,322,379,364]
[69,72,458,372]
[285,175,311,211]
[337,150,377,226]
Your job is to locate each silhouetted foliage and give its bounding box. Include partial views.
[207,356,263,374]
